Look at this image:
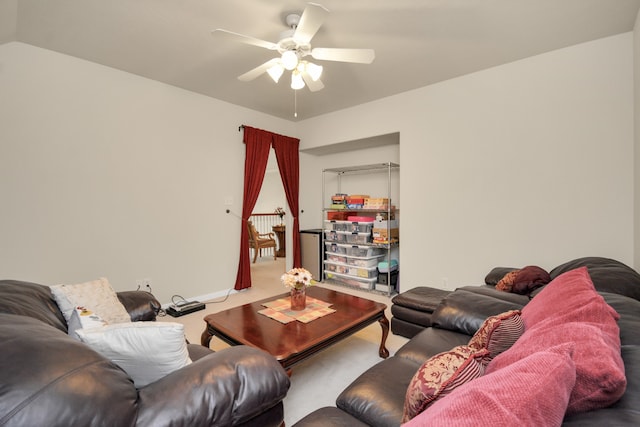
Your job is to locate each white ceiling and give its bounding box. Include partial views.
[2,0,640,121]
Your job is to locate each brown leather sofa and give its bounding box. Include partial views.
[0,279,290,427]
[294,257,640,426]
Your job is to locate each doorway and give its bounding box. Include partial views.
[249,149,288,283]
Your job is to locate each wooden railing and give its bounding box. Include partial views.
[249,213,283,257]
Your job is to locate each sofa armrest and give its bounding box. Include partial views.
[431,290,525,336]
[117,291,161,321]
[136,346,290,427]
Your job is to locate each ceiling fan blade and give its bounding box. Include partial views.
[211,29,277,50]
[294,3,329,44]
[301,71,324,92]
[238,58,281,82]
[311,48,375,64]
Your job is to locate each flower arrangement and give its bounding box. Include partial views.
[274,207,285,220]
[281,268,315,290]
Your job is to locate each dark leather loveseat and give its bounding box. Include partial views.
[0,279,290,427]
[294,257,640,426]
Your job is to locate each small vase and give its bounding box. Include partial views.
[290,286,306,311]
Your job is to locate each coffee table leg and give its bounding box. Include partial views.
[378,314,390,358]
[201,327,213,348]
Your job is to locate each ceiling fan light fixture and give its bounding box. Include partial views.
[281,50,299,70]
[291,70,305,90]
[266,63,284,83]
[305,62,323,81]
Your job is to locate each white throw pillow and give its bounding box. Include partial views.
[76,322,192,388]
[50,277,131,325]
[67,306,108,340]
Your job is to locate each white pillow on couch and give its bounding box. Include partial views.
[50,277,131,325]
[76,322,192,388]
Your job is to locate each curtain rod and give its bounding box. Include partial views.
[238,124,245,132]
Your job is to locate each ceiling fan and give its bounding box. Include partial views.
[212,2,375,92]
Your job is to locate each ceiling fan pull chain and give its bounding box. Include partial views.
[294,90,298,118]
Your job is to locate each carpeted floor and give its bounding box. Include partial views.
[158,256,408,425]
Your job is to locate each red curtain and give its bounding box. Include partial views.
[234,126,272,290]
[272,133,302,268]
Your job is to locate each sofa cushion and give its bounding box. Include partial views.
[489,267,626,415]
[468,310,523,362]
[521,266,619,330]
[76,321,192,388]
[337,357,420,427]
[402,345,489,422]
[550,257,640,301]
[50,278,131,325]
[405,343,576,427]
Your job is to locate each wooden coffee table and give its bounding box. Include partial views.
[201,286,389,371]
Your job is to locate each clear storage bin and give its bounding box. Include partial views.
[346,255,384,268]
[347,222,374,233]
[324,271,377,290]
[325,242,348,254]
[345,232,372,244]
[324,230,347,243]
[324,220,374,233]
[345,245,385,257]
[325,253,347,264]
[347,265,378,279]
[324,261,350,274]
[325,261,378,279]
[324,220,350,232]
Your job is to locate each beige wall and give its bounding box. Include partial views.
[1,31,636,302]
[0,42,295,303]
[298,33,634,290]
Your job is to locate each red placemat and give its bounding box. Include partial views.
[259,296,336,324]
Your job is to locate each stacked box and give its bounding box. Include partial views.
[373,219,399,243]
[325,242,348,254]
[327,211,356,220]
[324,231,347,243]
[325,253,347,263]
[324,271,377,290]
[364,198,390,210]
[324,220,374,233]
[344,232,372,245]
[325,261,378,278]
[377,269,399,286]
[346,255,384,267]
[345,245,385,257]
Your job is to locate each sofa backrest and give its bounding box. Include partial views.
[549,257,640,302]
[0,280,67,332]
[0,313,138,426]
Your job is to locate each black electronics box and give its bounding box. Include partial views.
[166,301,205,317]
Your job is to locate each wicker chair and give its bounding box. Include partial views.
[247,220,277,263]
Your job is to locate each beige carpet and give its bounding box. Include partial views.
[158,256,408,425]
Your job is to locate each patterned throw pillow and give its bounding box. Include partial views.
[403,343,577,427]
[50,278,131,326]
[496,270,519,292]
[402,345,489,422]
[495,266,551,294]
[468,310,524,362]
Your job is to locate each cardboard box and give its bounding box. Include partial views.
[372,227,399,241]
